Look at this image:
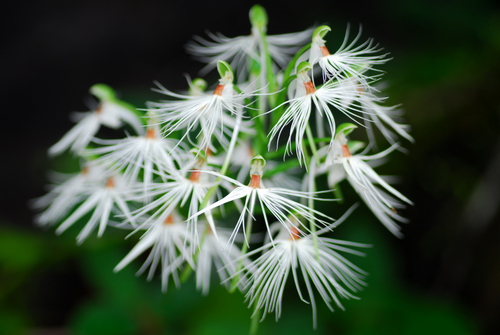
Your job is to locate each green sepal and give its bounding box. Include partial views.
[250,155,266,168]
[217,60,234,81]
[312,25,331,41]
[249,5,268,29]
[335,123,357,137]
[297,61,312,74]
[90,84,116,101]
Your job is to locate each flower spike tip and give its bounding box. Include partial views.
[249,4,268,29]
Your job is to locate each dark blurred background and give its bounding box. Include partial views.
[1,0,500,334]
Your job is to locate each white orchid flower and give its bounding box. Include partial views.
[234,205,368,328]
[31,160,106,227]
[189,156,334,248]
[186,5,313,79]
[114,211,194,292]
[55,172,138,244]
[321,125,413,237]
[309,25,389,88]
[269,62,363,165]
[49,84,144,156]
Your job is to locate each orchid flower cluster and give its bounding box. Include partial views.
[33,5,413,330]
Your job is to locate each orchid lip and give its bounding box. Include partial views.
[249,174,261,189]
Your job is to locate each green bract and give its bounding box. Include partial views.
[312,25,331,41]
[251,155,266,168]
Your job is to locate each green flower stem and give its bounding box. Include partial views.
[333,183,344,204]
[306,124,321,164]
[300,141,309,169]
[230,207,254,293]
[257,28,269,135]
[305,123,320,260]
[180,226,208,282]
[258,27,278,108]
[255,27,276,153]
[307,160,320,261]
[234,84,267,151]
[251,108,269,155]
[315,112,325,145]
[249,297,263,335]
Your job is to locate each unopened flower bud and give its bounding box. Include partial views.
[249,5,268,30]
[90,84,116,101]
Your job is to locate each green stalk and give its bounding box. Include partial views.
[230,216,253,292]
[249,298,263,335]
[230,193,256,292]
[180,227,208,282]
[237,78,267,155]
[302,142,311,171]
[258,27,278,108]
[306,124,320,164]
[307,161,320,261]
[254,26,277,154]
[333,183,344,204]
[250,107,269,156]
[305,123,320,260]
